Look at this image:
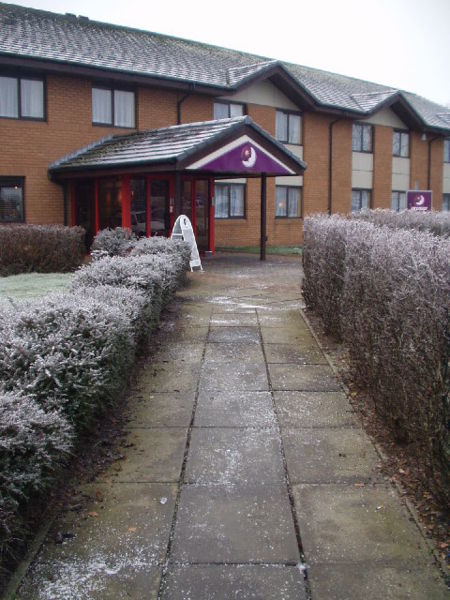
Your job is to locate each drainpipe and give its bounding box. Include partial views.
[328,118,343,215]
[427,135,441,190]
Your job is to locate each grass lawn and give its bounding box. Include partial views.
[0,272,72,301]
[215,245,302,256]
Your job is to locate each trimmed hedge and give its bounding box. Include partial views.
[350,208,450,237]
[91,227,137,259]
[0,232,190,575]
[303,214,450,498]
[0,225,85,276]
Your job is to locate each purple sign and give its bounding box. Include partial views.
[407,190,432,211]
[197,142,294,176]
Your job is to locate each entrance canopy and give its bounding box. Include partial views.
[49,116,306,179]
[49,116,306,259]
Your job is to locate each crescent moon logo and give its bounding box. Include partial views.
[416,195,425,206]
[241,145,257,168]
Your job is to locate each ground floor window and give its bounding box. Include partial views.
[351,188,371,212]
[98,178,122,229]
[275,186,302,218]
[0,177,24,222]
[443,193,450,212]
[215,183,245,219]
[392,190,407,211]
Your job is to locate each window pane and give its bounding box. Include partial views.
[351,190,361,212]
[92,88,112,124]
[229,103,244,117]
[362,125,372,151]
[230,185,244,217]
[276,111,288,142]
[352,124,361,151]
[275,187,287,216]
[0,183,24,222]
[130,178,146,236]
[442,194,450,212]
[114,90,135,127]
[288,114,301,144]
[0,76,18,118]
[393,132,400,156]
[400,133,409,157]
[214,102,229,120]
[21,79,44,118]
[444,140,450,163]
[215,185,228,218]
[287,188,300,217]
[361,190,370,209]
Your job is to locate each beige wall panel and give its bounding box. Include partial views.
[392,157,410,190]
[364,108,406,128]
[275,175,303,186]
[352,170,373,188]
[443,164,450,193]
[352,152,373,171]
[219,79,299,110]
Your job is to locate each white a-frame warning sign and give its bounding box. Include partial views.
[171,215,203,272]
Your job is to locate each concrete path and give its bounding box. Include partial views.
[17,254,447,599]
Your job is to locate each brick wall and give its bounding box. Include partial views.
[429,138,443,210]
[410,131,428,190]
[373,125,393,208]
[330,120,352,214]
[303,113,331,217]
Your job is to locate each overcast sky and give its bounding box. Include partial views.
[11,0,450,108]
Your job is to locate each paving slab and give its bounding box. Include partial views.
[293,484,431,563]
[203,342,265,364]
[150,341,205,363]
[100,428,187,483]
[185,428,284,484]
[307,562,448,600]
[274,391,357,428]
[264,342,327,365]
[261,326,315,345]
[172,484,299,563]
[283,427,381,483]
[195,391,276,427]
[161,564,307,600]
[210,312,259,326]
[199,361,269,392]
[17,483,175,600]
[141,362,201,392]
[126,391,195,427]
[212,305,257,314]
[269,364,342,391]
[158,324,209,342]
[208,325,260,344]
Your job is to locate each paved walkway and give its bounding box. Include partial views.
[17,254,447,599]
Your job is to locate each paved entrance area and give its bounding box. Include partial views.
[17,254,447,599]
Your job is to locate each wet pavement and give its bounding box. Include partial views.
[16,254,447,599]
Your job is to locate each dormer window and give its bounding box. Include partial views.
[213,101,245,120]
[92,86,135,128]
[275,110,301,145]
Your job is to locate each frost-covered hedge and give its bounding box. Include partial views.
[350,208,450,237]
[0,234,190,572]
[303,215,450,497]
[91,227,137,259]
[0,225,85,276]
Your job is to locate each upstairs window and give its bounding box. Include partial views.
[276,110,301,144]
[392,190,407,212]
[352,123,373,152]
[0,178,25,223]
[213,101,245,120]
[351,189,371,212]
[444,139,450,163]
[0,75,44,120]
[275,186,302,218]
[443,194,450,212]
[393,130,409,157]
[215,183,245,219]
[92,86,135,128]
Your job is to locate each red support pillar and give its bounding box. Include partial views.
[191,178,197,235]
[169,175,176,233]
[94,179,99,234]
[209,178,215,254]
[146,176,151,237]
[71,181,76,226]
[121,175,131,229]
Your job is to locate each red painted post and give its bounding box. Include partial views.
[191,178,197,235]
[146,176,151,237]
[71,181,76,226]
[209,178,215,253]
[94,179,99,234]
[121,175,131,229]
[169,175,175,233]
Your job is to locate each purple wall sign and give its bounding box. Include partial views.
[196,142,294,175]
[407,190,432,211]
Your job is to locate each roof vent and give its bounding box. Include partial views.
[78,15,89,21]
[65,13,76,18]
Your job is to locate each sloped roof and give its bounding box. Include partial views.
[1,2,449,133]
[49,116,307,175]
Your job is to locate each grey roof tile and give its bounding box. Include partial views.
[1,3,449,132]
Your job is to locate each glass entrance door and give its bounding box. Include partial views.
[195,179,209,251]
[151,179,170,237]
[74,180,95,248]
